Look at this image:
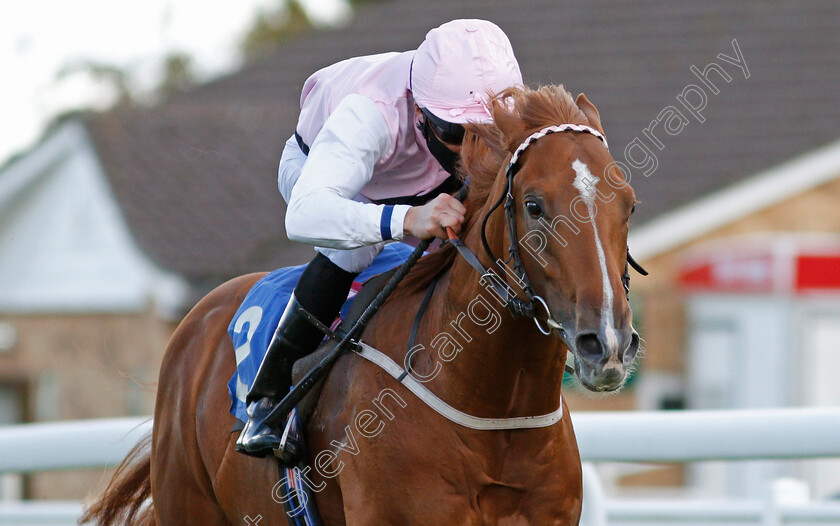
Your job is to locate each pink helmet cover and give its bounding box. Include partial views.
[411,19,523,124]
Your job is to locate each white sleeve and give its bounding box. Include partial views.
[285,94,412,249]
[277,134,307,204]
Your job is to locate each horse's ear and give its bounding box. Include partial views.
[576,93,606,137]
[492,104,528,152]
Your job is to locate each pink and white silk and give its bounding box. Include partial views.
[295,51,451,203]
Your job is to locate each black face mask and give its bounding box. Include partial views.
[419,112,462,176]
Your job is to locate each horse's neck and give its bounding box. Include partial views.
[417,225,567,418]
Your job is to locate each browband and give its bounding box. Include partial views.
[509,124,608,168]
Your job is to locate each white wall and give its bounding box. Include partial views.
[686,294,794,499]
[0,122,187,315]
[686,293,840,500]
[794,300,840,499]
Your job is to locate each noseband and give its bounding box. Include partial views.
[450,124,647,337]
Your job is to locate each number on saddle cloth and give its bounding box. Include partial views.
[226,244,415,424]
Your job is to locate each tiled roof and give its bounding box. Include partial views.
[86,103,312,283]
[86,0,840,282]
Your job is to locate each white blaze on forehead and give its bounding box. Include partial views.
[572,159,596,201]
[571,159,619,352]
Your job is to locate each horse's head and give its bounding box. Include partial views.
[462,86,640,392]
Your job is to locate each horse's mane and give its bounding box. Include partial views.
[390,84,591,300]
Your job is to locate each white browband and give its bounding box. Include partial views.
[354,341,564,430]
[509,123,608,167]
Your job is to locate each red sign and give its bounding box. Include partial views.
[679,242,840,294]
[679,253,776,293]
[795,255,840,291]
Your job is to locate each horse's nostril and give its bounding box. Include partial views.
[575,333,603,363]
[623,332,640,360]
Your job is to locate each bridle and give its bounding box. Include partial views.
[448,123,647,337]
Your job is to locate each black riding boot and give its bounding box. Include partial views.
[235,254,357,458]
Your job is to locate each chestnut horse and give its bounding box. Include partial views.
[83,85,640,525]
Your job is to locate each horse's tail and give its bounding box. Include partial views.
[79,433,155,525]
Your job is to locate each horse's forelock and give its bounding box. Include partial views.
[512,84,590,135]
[459,85,590,216]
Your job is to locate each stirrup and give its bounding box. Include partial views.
[235,398,287,458]
[273,410,303,465]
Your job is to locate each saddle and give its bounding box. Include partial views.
[289,267,400,424]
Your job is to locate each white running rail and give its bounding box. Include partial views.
[0,417,151,473]
[1,408,839,525]
[573,407,840,461]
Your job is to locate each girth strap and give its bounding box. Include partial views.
[353,341,565,430]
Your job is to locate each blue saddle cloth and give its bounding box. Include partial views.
[227,244,414,422]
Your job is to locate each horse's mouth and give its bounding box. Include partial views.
[571,354,627,392]
[577,370,625,392]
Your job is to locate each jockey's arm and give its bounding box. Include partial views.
[285,95,465,248]
[285,94,408,249]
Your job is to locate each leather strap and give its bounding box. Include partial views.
[353,342,564,430]
[294,130,310,156]
[448,235,518,305]
[407,276,440,353]
[373,175,463,207]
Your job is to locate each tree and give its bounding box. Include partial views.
[241,1,312,60]
[157,52,196,98]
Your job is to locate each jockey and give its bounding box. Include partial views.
[236,19,523,457]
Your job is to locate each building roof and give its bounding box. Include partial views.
[80,0,840,282]
[632,138,840,260]
[86,103,311,284]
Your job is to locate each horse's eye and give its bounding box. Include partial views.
[631,203,636,214]
[525,200,543,218]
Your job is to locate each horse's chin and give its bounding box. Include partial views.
[574,362,627,393]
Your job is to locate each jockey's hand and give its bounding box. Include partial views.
[403,193,466,240]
